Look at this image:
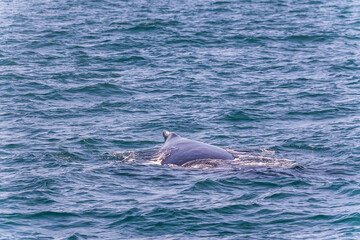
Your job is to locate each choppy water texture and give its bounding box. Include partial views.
[1,0,360,239]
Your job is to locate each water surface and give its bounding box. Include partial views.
[1,0,360,239]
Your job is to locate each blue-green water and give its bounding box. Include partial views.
[1,0,360,239]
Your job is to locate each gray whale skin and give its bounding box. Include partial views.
[160,130,234,166]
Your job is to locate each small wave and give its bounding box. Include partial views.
[0,59,18,66]
[223,110,254,122]
[285,34,331,42]
[65,82,122,96]
[333,213,360,225]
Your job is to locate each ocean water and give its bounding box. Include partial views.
[1,0,360,239]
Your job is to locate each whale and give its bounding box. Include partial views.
[160,130,234,166]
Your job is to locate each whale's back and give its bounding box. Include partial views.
[161,132,234,166]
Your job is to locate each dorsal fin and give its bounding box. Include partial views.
[162,130,179,141]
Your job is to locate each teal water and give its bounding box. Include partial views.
[1,0,360,239]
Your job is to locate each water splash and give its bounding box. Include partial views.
[106,148,296,170]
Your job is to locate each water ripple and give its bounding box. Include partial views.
[1,0,360,239]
